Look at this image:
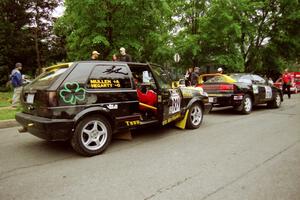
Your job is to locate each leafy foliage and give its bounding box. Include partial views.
[0,0,299,86]
[56,0,174,63]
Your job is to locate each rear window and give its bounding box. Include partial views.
[29,65,69,89]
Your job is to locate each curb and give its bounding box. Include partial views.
[0,119,20,129]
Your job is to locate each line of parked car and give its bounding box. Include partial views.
[15,61,294,156]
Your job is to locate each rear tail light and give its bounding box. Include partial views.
[47,91,58,107]
[219,84,234,91]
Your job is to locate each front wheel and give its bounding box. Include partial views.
[71,115,112,156]
[186,103,203,129]
[267,92,281,108]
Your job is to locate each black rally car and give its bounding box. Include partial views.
[201,73,283,114]
[16,61,211,156]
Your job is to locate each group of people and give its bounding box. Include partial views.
[184,67,223,86]
[91,47,132,62]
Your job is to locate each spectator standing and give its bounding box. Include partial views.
[91,50,100,60]
[217,67,223,74]
[10,62,23,107]
[191,67,200,86]
[112,54,118,61]
[118,47,132,62]
[184,67,193,86]
[282,68,292,99]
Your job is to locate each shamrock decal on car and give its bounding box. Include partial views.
[59,82,86,105]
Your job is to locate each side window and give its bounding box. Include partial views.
[238,75,253,84]
[252,75,266,84]
[59,63,94,105]
[151,65,172,89]
[63,63,93,85]
[87,65,132,89]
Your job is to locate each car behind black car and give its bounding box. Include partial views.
[16,61,211,156]
[201,73,283,114]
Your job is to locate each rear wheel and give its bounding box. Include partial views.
[267,92,281,108]
[186,103,203,129]
[71,115,112,156]
[236,94,252,114]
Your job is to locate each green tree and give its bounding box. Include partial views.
[56,0,174,63]
[27,0,62,74]
[0,0,32,68]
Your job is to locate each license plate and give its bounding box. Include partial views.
[26,94,35,104]
[208,97,215,103]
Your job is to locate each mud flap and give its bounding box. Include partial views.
[113,130,133,140]
[175,110,189,129]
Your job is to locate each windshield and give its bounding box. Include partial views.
[28,65,69,89]
[150,64,172,89]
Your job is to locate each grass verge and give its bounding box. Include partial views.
[0,108,20,120]
[0,91,13,107]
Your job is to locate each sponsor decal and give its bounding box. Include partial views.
[265,86,272,99]
[125,120,140,126]
[89,79,121,88]
[169,89,181,114]
[107,104,118,109]
[162,113,181,125]
[253,85,259,94]
[157,95,162,103]
[59,82,86,105]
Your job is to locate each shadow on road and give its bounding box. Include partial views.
[209,104,272,115]
[16,125,177,157]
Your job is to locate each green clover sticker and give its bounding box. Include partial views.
[59,82,86,105]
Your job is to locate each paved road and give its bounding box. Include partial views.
[0,94,299,200]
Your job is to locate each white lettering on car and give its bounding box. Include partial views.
[265,86,272,99]
[169,89,181,114]
[253,85,259,94]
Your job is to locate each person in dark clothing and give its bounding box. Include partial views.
[282,68,292,99]
[190,67,200,86]
[10,62,23,107]
[118,47,132,62]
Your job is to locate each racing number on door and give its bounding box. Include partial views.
[169,90,181,114]
[265,86,272,99]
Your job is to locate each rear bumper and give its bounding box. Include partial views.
[209,94,243,107]
[15,112,74,141]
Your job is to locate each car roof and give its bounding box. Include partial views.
[74,61,150,67]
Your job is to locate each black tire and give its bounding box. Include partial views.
[71,115,112,156]
[186,103,203,129]
[236,94,252,114]
[267,92,281,108]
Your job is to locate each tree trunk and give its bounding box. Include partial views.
[34,3,42,76]
[34,27,42,75]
